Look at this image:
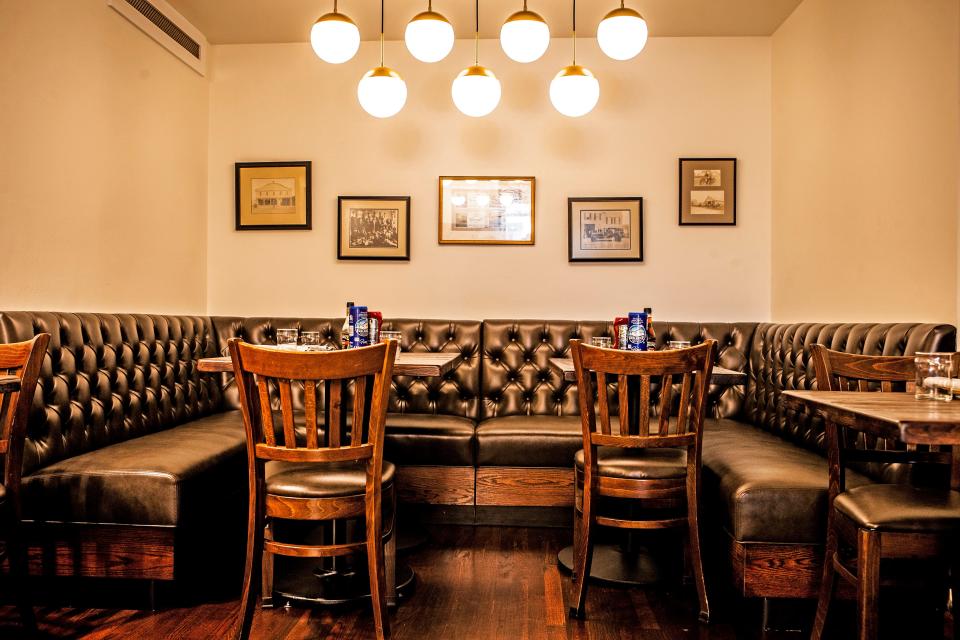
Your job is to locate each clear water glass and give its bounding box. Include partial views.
[590,337,613,349]
[380,331,403,350]
[667,340,692,350]
[276,328,298,350]
[915,353,953,400]
[301,331,322,351]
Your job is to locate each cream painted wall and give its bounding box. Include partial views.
[771,0,960,323]
[0,0,209,314]
[206,37,772,321]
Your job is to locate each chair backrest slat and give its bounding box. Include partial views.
[596,371,611,435]
[571,340,717,471]
[352,375,368,447]
[230,340,397,467]
[303,380,319,449]
[256,379,276,447]
[328,381,342,448]
[0,335,50,499]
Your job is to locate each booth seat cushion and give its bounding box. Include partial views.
[21,411,246,527]
[476,415,583,467]
[701,418,871,544]
[384,414,475,466]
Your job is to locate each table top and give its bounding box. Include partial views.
[548,358,747,386]
[783,390,960,445]
[197,351,461,378]
[0,375,20,393]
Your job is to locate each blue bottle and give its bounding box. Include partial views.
[627,312,648,351]
[349,306,369,348]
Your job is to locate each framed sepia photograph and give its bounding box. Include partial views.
[438,176,535,245]
[568,197,643,262]
[337,196,410,260]
[679,158,736,226]
[235,161,311,230]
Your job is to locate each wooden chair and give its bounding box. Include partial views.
[229,338,398,640]
[809,344,960,640]
[0,333,50,632]
[568,339,717,622]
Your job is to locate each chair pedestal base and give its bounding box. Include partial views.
[557,543,663,585]
[272,556,414,607]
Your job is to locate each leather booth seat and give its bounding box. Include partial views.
[476,415,582,467]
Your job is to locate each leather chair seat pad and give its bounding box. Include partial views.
[834,485,960,532]
[574,447,687,480]
[701,418,871,544]
[384,414,476,466]
[476,415,584,467]
[265,460,395,499]
[0,483,6,509]
[22,411,246,527]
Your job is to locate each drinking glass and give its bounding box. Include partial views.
[915,353,953,400]
[667,340,692,350]
[590,337,613,349]
[301,331,322,351]
[276,328,298,350]
[380,331,403,350]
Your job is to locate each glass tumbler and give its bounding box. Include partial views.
[380,331,403,351]
[915,353,947,400]
[301,331,322,351]
[667,340,692,350]
[591,337,613,349]
[276,328,298,350]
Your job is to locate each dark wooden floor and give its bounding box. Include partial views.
[0,525,937,639]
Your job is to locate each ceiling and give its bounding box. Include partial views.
[167,0,804,44]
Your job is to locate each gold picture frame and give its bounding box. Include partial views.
[235,161,311,230]
[438,176,535,245]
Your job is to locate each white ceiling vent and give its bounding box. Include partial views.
[107,0,208,76]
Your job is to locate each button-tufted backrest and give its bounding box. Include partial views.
[212,317,481,421]
[0,311,222,475]
[380,319,480,420]
[479,320,756,420]
[744,322,956,451]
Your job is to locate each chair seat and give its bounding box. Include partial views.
[834,485,960,533]
[574,446,687,480]
[0,482,6,509]
[266,460,396,499]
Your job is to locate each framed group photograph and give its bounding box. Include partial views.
[568,197,644,262]
[438,176,535,245]
[337,196,410,260]
[678,158,736,226]
[235,161,311,230]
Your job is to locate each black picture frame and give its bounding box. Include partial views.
[337,196,411,261]
[235,161,312,230]
[678,157,737,226]
[568,197,644,262]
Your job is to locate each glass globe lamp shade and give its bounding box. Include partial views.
[310,13,361,64]
[405,11,455,62]
[597,7,648,61]
[549,65,599,117]
[451,65,502,117]
[357,67,408,118]
[499,11,550,63]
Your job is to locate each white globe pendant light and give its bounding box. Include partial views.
[405,1,455,63]
[550,0,599,117]
[597,1,648,61]
[452,0,501,117]
[310,0,360,64]
[358,0,407,118]
[499,1,550,63]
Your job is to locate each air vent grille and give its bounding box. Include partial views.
[124,0,200,59]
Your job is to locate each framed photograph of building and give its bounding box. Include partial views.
[235,161,311,230]
[568,197,643,262]
[337,196,410,260]
[679,158,736,226]
[438,176,535,245]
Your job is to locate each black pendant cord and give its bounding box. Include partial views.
[379,0,384,66]
[474,0,480,65]
[572,0,577,64]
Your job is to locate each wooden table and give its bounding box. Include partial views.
[549,357,748,386]
[0,375,20,393]
[782,390,960,445]
[198,351,461,378]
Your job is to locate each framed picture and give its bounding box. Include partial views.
[337,196,410,260]
[678,158,736,226]
[235,161,311,230]
[438,176,535,245]
[568,197,643,262]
